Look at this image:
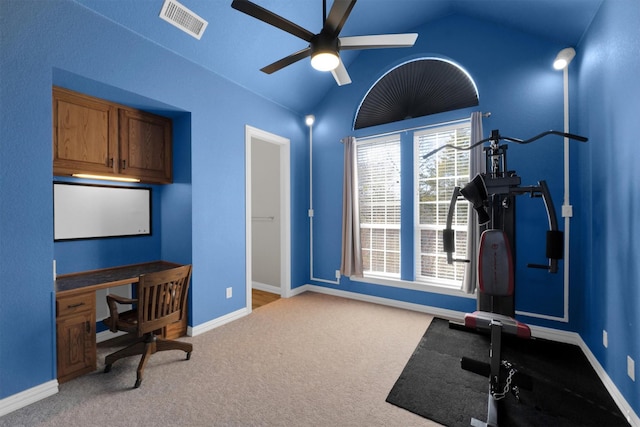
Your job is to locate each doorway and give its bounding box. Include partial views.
[245,125,291,311]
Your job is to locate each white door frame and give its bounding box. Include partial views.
[245,125,291,311]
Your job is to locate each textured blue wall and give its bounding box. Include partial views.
[309,14,572,325]
[1,0,637,418]
[0,0,307,399]
[575,0,639,414]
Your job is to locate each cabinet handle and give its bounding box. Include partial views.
[107,158,113,168]
[121,159,126,170]
[67,302,85,309]
[86,321,91,334]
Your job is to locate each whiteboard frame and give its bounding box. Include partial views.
[53,182,152,241]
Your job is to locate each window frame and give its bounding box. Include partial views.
[356,135,402,280]
[351,120,475,299]
[413,122,471,290]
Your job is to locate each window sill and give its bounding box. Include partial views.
[349,275,476,299]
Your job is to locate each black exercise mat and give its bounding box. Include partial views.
[386,318,628,426]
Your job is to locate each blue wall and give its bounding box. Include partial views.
[575,0,640,413]
[309,14,573,325]
[308,8,639,415]
[0,0,307,399]
[1,0,638,419]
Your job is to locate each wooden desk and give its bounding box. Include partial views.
[55,261,185,383]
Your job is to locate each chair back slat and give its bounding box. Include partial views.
[137,265,192,336]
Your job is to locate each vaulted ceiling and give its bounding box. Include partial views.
[73,0,603,114]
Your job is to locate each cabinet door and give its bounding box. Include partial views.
[53,87,118,177]
[119,108,172,184]
[57,309,96,383]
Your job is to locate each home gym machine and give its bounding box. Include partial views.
[434,129,588,427]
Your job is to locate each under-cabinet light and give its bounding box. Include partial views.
[72,174,141,183]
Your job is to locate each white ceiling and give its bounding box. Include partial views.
[73,0,603,113]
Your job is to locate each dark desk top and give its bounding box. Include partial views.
[55,261,182,296]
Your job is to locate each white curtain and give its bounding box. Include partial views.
[340,136,363,277]
[462,112,485,294]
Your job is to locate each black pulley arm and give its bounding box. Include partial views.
[423,129,588,159]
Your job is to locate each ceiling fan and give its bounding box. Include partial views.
[231,0,418,86]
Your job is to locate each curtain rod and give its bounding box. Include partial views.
[347,112,491,143]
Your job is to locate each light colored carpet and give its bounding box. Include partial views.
[1,292,440,426]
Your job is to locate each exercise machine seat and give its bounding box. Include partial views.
[465,311,530,339]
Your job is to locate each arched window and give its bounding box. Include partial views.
[350,58,482,292]
[354,58,479,130]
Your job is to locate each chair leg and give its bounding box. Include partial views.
[155,338,193,356]
[134,339,156,388]
[104,335,192,387]
[104,338,146,373]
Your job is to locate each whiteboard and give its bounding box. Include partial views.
[54,182,151,241]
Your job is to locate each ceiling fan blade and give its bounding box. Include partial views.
[339,33,418,50]
[260,47,311,74]
[331,59,352,86]
[324,0,357,37]
[231,0,315,42]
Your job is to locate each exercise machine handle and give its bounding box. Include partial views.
[443,187,471,264]
[525,180,562,273]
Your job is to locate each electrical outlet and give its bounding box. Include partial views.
[335,270,341,280]
[628,356,635,381]
[226,287,232,299]
[603,330,608,348]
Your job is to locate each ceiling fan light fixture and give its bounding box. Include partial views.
[311,51,339,71]
[231,0,417,85]
[310,33,340,71]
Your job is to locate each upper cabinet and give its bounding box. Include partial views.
[53,88,118,177]
[118,108,172,184]
[53,87,172,184]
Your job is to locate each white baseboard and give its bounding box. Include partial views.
[189,307,248,337]
[252,281,280,294]
[578,339,640,426]
[0,380,58,417]
[299,284,466,322]
[289,284,308,297]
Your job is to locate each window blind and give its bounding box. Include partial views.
[356,136,401,278]
[415,124,470,286]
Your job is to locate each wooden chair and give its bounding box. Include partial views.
[102,264,192,388]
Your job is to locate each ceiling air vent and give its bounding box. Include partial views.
[159,0,208,40]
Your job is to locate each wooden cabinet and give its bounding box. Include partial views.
[53,88,118,177]
[118,108,172,184]
[56,293,96,383]
[53,87,172,184]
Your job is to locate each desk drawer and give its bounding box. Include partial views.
[57,293,94,317]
